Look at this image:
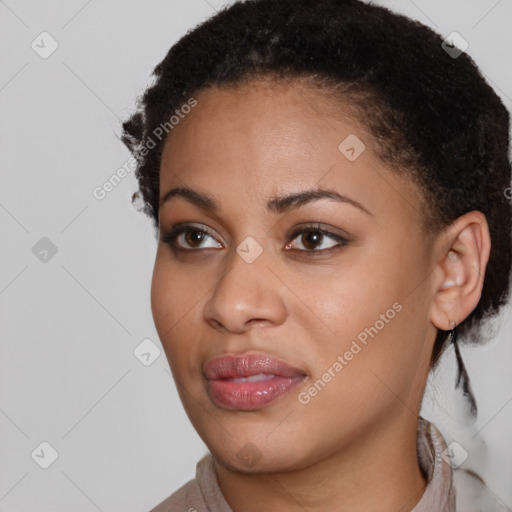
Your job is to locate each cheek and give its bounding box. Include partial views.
[295,245,422,387]
[150,255,202,369]
[292,254,401,348]
[150,252,204,330]
[295,298,414,445]
[150,256,174,336]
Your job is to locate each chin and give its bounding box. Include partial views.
[207,435,314,475]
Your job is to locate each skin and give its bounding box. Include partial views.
[151,78,491,512]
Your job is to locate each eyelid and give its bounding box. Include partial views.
[286,222,350,244]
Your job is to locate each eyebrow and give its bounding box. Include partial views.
[159,186,373,216]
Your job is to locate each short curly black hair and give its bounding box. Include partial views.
[121,0,512,367]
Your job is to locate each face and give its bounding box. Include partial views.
[151,78,439,473]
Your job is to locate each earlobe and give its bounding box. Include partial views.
[428,211,491,331]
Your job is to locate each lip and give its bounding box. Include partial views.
[204,352,307,410]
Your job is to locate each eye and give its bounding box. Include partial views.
[161,223,222,251]
[285,223,349,254]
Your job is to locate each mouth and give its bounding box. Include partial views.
[203,352,307,410]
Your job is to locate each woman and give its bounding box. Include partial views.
[122,0,512,510]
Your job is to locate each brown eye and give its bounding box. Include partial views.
[184,229,207,248]
[161,224,222,250]
[287,226,348,252]
[299,230,325,250]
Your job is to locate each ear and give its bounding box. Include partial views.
[429,211,491,331]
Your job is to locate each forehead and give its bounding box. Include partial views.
[159,79,424,227]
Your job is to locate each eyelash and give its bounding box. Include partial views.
[161,222,350,257]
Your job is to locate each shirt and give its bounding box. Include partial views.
[149,417,507,512]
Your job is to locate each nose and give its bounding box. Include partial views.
[203,243,287,334]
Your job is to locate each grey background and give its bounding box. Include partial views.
[1,0,511,510]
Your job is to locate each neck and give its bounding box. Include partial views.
[214,412,427,512]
